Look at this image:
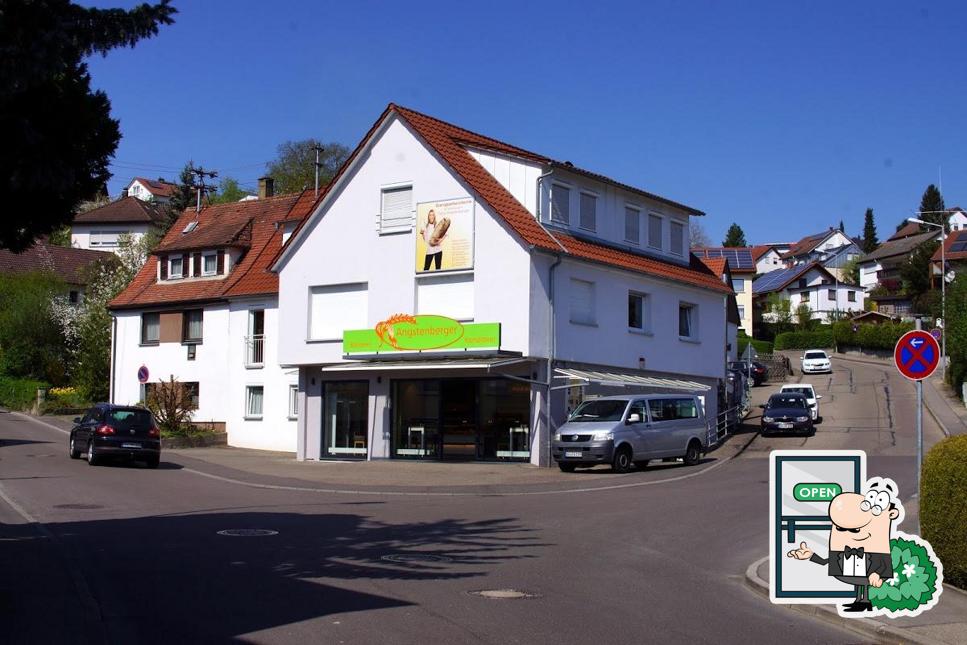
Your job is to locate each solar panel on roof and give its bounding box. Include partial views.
[696,247,754,269]
[951,242,967,253]
[752,265,807,294]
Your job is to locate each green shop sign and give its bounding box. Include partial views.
[793,482,842,502]
[343,314,501,355]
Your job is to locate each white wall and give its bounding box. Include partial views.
[466,148,543,216]
[756,249,783,274]
[72,223,153,252]
[859,261,882,290]
[949,211,967,231]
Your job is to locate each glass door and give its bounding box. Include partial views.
[322,381,368,459]
[392,380,440,459]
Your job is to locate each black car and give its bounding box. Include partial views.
[69,404,161,468]
[759,393,814,436]
[729,360,769,386]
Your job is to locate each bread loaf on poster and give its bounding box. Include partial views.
[429,217,450,246]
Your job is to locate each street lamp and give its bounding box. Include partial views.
[907,215,947,378]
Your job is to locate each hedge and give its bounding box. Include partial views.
[773,330,834,350]
[737,334,774,356]
[921,434,967,589]
[0,376,49,411]
[831,320,914,351]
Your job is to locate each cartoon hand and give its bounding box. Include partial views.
[869,572,883,588]
[787,541,813,560]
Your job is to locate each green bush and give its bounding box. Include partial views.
[774,330,834,350]
[738,334,774,356]
[921,434,967,589]
[831,320,914,351]
[0,376,50,411]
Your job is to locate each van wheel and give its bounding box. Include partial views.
[612,446,632,474]
[683,440,702,467]
[558,463,576,473]
[634,460,649,470]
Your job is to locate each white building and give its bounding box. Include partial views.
[781,229,857,266]
[124,177,178,204]
[109,182,318,451]
[272,104,733,465]
[948,207,967,232]
[753,262,866,323]
[71,196,166,252]
[752,244,786,275]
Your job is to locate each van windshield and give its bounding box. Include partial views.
[568,400,628,422]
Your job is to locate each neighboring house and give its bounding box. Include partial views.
[752,262,865,323]
[751,244,786,275]
[849,310,900,325]
[781,228,857,267]
[71,196,167,252]
[124,177,178,204]
[816,241,863,282]
[697,256,741,361]
[109,179,320,452]
[692,247,755,336]
[272,103,733,465]
[0,241,114,303]
[857,229,941,294]
[947,206,967,232]
[931,229,967,286]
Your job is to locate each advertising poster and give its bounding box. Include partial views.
[415,197,474,273]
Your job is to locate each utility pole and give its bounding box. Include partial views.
[312,144,325,197]
[187,163,219,212]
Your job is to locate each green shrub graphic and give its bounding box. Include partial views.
[869,537,940,612]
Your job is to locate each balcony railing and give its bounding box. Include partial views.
[245,334,264,367]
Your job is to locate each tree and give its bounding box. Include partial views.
[210,177,252,204]
[918,184,947,230]
[862,208,879,253]
[72,233,152,400]
[265,139,350,195]
[840,257,861,285]
[0,1,177,251]
[795,302,813,329]
[0,270,70,383]
[765,293,792,334]
[900,239,940,299]
[689,221,712,248]
[839,220,845,233]
[722,223,747,247]
[146,375,195,434]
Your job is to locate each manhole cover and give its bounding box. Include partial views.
[380,553,452,564]
[468,589,538,600]
[54,504,103,510]
[216,529,278,537]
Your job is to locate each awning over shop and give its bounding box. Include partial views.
[319,356,532,373]
[553,367,711,391]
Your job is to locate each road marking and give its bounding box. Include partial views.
[10,412,69,435]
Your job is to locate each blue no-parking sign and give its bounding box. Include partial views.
[137,365,150,384]
[894,330,940,381]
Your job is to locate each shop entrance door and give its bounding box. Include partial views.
[440,380,477,460]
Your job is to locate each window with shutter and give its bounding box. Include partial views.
[379,186,412,234]
[192,253,201,276]
[569,278,596,325]
[308,283,368,340]
[579,193,596,231]
[217,249,225,274]
[648,215,663,250]
[670,221,684,255]
[160,255,168,280]
[551,185,570,224]
[625,207,640,243]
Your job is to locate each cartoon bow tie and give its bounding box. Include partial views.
[844,546,865,559]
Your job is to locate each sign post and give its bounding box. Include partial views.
[893,321,941,520]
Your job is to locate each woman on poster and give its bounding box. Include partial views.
[420,209,447,271]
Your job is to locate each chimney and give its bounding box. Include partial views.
[258,176,274,199]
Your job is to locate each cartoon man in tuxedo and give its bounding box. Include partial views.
[787,477,900,613]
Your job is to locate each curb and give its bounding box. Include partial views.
[744,556,941,645]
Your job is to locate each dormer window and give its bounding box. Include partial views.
[169,256,184,279]
[203,252,217,276]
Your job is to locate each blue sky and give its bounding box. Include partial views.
[85,0,967,244]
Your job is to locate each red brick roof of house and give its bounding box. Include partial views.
[109,192,318,310]
[0,242,114,286]
[931,230,967,263]
[750,244,781,262]
[888,222,924,241]
[72,196,166,225]
[274,104,730,296]
[781,230,837,260]
[128,177,178,199]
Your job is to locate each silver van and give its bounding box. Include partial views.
[552,394,708,473]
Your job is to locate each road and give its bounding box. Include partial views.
[0,355,944,644]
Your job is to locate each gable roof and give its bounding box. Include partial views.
[73,196,165,225]
[750,244,781,262]
[860,230,939,263]
[128,177,177,199]
[0,242,113,286]
[698,256,728,279]
[932,229,967,263]
[781,229,849,260]
[110,192,315,310]
[273,104,728,296]
[889,222,923,241]
[691,247,756,273]
[752,262,836,295]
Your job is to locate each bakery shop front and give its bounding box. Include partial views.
[304,315,540,462]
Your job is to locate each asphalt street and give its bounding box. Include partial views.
[0,356,945,644]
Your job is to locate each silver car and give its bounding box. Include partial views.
[552,394,708,473]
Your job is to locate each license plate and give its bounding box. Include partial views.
[122,442,141,449]
[565,451,583,458]
[777,423,793,429]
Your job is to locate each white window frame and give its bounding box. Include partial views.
[738,304,746,321]
[288,384,298,420]
[578,191,597,231]
[89,230,125,248]
[569,278,596,326]
[169,256,184,279]
[628,291,652,334]
[648,213,663,251]
[378,183,413,235]
[245,385,264,420]
[678,302,699,341]
[624,206,640,244]
[550,183,571,225]
[202,252,217,276]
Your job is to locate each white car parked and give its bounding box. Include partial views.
[779,383,822,421]
[801,349,832,374]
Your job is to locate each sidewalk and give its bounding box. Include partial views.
[833,352,967,437]
[745,554,967,645]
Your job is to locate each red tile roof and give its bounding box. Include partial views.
[750,244,779,262]
[0,242,113,286]
[128,177,177,199]
[110,193,310,309]
[73,196,165,225]
[781,230,835,259]
[698,256,728,280]
[889,222,923,241]
[274,104,727,296]
[931,230,967,263]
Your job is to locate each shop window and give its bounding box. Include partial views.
[579,192,596,231]
[628,292,651,332]
[308,283,368,340]
[141,312,160,345]
[679,303,697,339]
[182,309,203,343]
[670,221,684,255]
[648,214,662,250]
[323,381,368,457]
[416,274,473,320]
[288,384,298,419]
[569,278,596,326]
[245,385,263,419]
[624,207,640,243]
[550,184,570,224]
[379,185,412,234]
